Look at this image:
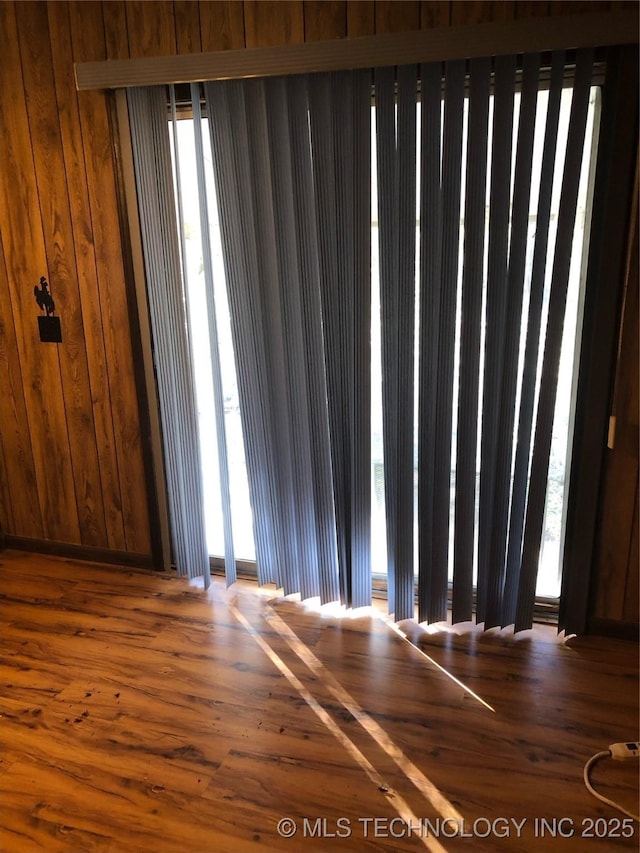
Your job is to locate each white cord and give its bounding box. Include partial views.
[583,750,640,822]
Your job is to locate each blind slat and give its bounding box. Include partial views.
[428,59,466,624]
[477,54,517,627]
[417,61,444,623]
[453,56,491,624]
[375,64,417,620]
[485,54,541,625]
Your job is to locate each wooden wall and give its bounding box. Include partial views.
[0,1,636,622]
[591,160,639,631]
[0,0,152,560]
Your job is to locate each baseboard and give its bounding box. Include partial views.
[587,616,640,642]
[3,535,154,570]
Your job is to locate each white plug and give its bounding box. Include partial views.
[608,741,640,760]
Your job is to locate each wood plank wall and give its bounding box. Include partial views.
[0,0,152,562]
[591,156,639,632]
[0,1,636,623]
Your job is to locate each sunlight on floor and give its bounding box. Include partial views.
[224,586,515,849]
[229,600,451,852]
[261,590,497,712]
[387,621,497,713]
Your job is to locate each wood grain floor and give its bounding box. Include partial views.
[0,550,638,852]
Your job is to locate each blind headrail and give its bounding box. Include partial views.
[75,10,638,91]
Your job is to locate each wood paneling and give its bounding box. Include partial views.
[451,1,515,26]
[124,0,178,57]
[347,0,374,36]
[624,487,639,623]
[199,0,245,51]
[0,435,12,537]
[0,235,41,538]
[68,0,151,554]
[303,0,346,41]
[375,0,421,33]
[48,0,129,551]
[16,0,108,548]
[592,172,639,626]
[244,0,304,47]
[421,1,450,28]
[514,1,550,18]
[102,0,130,60]
[0,2,80,544]
[550,1,612,14]
[174,0,202,54]
[0,1,152,556]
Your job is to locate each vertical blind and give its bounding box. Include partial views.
[128,87,210,588]
[201,71,372,605]
[127,47,600,631]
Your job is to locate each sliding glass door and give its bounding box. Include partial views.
[169,67,600,609]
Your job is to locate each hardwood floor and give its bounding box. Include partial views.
[0,551,638,852]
